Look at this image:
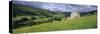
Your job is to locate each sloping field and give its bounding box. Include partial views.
[13,14,97,33]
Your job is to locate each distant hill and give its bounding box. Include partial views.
[12,3,58,17]
[80,10,97,16]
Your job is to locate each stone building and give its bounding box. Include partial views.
[70,10,80,19]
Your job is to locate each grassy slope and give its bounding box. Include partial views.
[13,14,97,33]
[13,4,58,17]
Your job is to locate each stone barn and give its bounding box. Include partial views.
[70,10,80,19]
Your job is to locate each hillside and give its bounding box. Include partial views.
[12,14,97,33]
[12,3,58,17]
[80,10,97,16]
[12,3,65,29]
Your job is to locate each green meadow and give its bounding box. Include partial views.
[12,14,97,33]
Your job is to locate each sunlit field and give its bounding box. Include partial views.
[12,14,97,33]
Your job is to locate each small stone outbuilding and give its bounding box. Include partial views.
[70,10,80,19]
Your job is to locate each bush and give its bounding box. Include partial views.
[31,17,37,20]
[52,15,64,21]
[12,17,29,29]
[20,17,29,22]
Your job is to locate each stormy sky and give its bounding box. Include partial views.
[12,1,97,12]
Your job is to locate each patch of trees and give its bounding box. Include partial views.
[12,15,64,29]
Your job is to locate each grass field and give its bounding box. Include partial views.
[12,14,97,33]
